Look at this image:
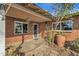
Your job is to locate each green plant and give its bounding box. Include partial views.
[74,38,79,52]
[47,30,52,45]
[5,45,25,56]
[47,34,52,45]
[57,32,65,36]
[5,46,15,56]
[52,3,74,43]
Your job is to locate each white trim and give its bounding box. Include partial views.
[14,21,23,35]
[23,22,29,34]
[33,23,39,39]
[52,20,73,32]
[52,30,72,33]
[52,22,61,31]
[14,21,29,35]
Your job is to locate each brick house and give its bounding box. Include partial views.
[5,3,79,46]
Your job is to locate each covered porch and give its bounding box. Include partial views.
[5,3,52,45]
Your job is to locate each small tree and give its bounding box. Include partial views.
[52,3,75,43]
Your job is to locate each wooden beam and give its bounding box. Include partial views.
[5,3,11,14]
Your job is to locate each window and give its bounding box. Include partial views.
[23,23,28,33]
[61,20,73,30]
[15,22,22,35]
[52,20,73,32]
[14,21,28,35]
[53,22,61,30]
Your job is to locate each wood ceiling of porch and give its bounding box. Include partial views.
[6,4,52,22]
[19,3,53,19]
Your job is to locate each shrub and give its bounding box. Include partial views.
[5,46,25,56]
[47,30,52,45]
[5,46,20,56]
[74,38,79,52]
[47,34,52,45]
[57,32,64,36]
[5,46,15,56]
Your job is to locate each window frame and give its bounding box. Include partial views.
[14,21,29,35]
[52,20,73,32]
[23,22,29,34]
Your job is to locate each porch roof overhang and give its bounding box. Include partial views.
[18,3,53,19]
[6,4,52,22]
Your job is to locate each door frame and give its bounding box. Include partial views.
[33,23,39,39]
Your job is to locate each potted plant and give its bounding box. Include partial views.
[54,32,65,47]
[52,3,74,47]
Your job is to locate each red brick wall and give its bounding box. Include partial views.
[65,30,79,41]
[6,15,79,45]
[39,22,45,39]
[5,16,47,45]
[64,16,79,41]
[51,16,79,41]
[5,16,33,45]
[39,21,52,39]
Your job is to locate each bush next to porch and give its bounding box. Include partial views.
[47,30,52,46]
[74,38,79,53]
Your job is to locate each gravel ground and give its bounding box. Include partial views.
[6,39,79,56]
[26,41,79,56]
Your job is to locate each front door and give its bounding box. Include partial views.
[33,23,39,39]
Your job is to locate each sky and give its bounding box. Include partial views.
[35,3,79,15]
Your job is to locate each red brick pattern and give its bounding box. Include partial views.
[5,16,46,45]
[5,16,33,45]
[5,16,79,45]
[64,16,79,41]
